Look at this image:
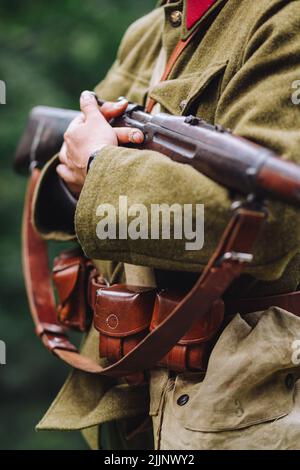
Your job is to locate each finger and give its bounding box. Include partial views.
[115,127,144,145]
[100,99,128,120]
[56,165,82,195]
[59,143,77,171]
[58,142,68,165]
[64,113,85,137]
[64,114,85,144]
[80,90,107,123]
[56,164,77,185]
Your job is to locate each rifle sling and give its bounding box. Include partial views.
[146,28,199,114]
[22,168,266,377]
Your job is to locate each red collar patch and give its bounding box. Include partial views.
[186,0,217,30]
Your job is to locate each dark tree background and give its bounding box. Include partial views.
[0,0,154,450]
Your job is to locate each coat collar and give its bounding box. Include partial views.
[182,0,227,39]
[186,0,217,30]
[158,0,227,40]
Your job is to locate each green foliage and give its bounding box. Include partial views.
[0,0,154,450]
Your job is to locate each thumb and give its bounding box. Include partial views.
[115,127,144,145]
[80,90,103,121]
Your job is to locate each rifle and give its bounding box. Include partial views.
[14,98,300,208]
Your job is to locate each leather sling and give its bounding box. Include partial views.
[146,27,199,114]
[22,167,266,377]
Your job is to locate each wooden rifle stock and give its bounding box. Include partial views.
[14,106,79,174]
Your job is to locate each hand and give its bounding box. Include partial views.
[56,91,144,196]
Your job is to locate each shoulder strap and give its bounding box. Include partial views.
[146,28,198,114]
[22,168,266,377]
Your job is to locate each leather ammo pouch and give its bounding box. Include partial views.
[54,256,225,372]
[52,249,93,332]
[151,290,224,372]
[93,285,157,364]
[92,283,225,373]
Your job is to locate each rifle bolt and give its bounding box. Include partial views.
[185,116,199,126]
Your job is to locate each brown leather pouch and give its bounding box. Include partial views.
[92,282,224,373]
[93,285,157,363]
[150,289,225,372]
[52,249,93,332]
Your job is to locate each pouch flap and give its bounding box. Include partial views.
[151,289,224,343]
[53,258,81,303]
[94,284,156,337]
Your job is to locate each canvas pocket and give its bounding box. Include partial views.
[168,309,300,434]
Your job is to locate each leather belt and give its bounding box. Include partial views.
[89,276,300,320]
[226,290,300,318]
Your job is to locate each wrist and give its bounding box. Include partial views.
[86,146,107,174]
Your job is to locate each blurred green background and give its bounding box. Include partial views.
[0,0,154,450]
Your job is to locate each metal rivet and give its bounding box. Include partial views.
[285,374,295,391]
[177,394,189,406]
[170,10,182,27]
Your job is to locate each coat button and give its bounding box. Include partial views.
[177,394,189,406]
[170,10,182,27]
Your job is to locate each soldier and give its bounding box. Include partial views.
[32,0,300,450]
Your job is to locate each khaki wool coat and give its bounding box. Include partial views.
[32,0,300,450]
